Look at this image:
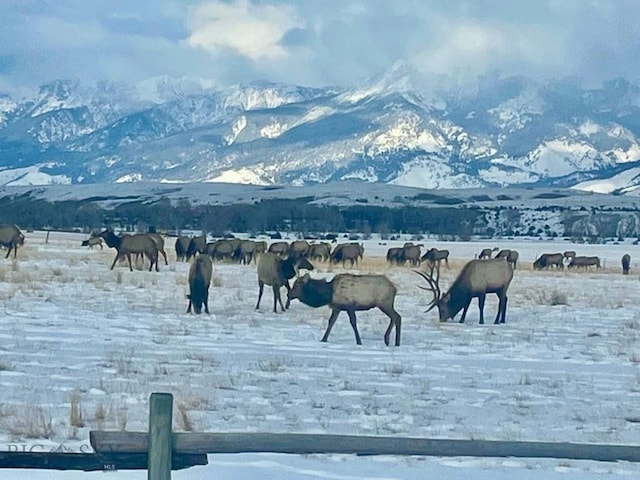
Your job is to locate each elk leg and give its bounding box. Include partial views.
[110,252,120,270]
[256,281,264,310]
[380,305,402,347]
[186,295,192,314]
[272,284,286,313]
[126,253,134,272]
[459,298,473,323]
[321,309,340,342]
[477,294,486,324]
[495,295,508,324]
[204,291,210,315]
[346,309,362,345]
[284,280,291,309]
[162,250,168,265]
[6,246,12,258]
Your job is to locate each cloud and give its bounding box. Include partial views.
[186,0,302,61]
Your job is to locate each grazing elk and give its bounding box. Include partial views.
[236,240,257,265]
[416,258,514,324]
[386,247,406,266]
[97,229,159,272]
[186,254,213,314]
[402,243,422,267]
[421,248,450,272]
[287,273,402,346]
[268,241,289,258]
[495,249,519,269]
[330,242,363,267]
[81,237,103,250]
[186,236,206,260]
[533,253,564,270]
[478,247,499,259]
[308,243,331,262]
[175,236,190,262]
[568,256,601,270]
[256,253,314,313]
[206,239,235,262]
[289,240,311,260]
[622,254,631,275]
[0,225,25,259]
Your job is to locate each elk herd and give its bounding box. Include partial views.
[1,223,637,347]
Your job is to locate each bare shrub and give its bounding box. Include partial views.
[94,403,106,430]
[10,405,54,439]
[527,289,568,306]
[176,403,194,432]
[69,390,84,428]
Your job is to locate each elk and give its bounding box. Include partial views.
[97,229,159,272]
[308,243,331,262]
[568,256,601,270]
[81,237,103,250]
[330,243,363,267]
[148,233,168,265]
[386,247,405,265]
[421,248,450,272]
[416,258,513,324]
[256,253,314,313]
[287,273,402,346]
[622,254,631,275]
[206,239,235,262]
[186,236,206,261]
[402,243,422,266]
[0,225,25,259]
[268,241,289,257]
[496,249,518,269]
[236,240,257,265]
[478,247,499,259]
[533,253,564,270]
[175,236,190,262]
[289,240,311,259]
[186,254,213,314]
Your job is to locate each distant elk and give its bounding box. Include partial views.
[386,247,406,266]
[96,229,159,272]
[81,236,103,250]
[287,273,402,346]
[495,249,519,269]
[622,253,631,275]
[416,258,514,324]
[186,236,206,261]
[401,243,422,266]
[478,247,499,259]
[289,240,311,260]
[236,240,258,265]
[421,248,450,273]
[0,225,25,259]
[330,242,364,267]
[568,256,601,270]
[175,236,191,262]
[148,233,168,266]
[268,241,289,258]
[255,253,314,313]
[308,243,331,262]
[186,255,213,314]
[533,253,564,270]
[206,239,235,262]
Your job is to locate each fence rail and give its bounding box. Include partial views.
[1,392,639,478]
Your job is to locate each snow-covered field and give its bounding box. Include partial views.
[1,231,639,479]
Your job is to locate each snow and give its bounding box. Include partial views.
[573,167,640,194]
[0,165,71,187]
[1,231,639,478]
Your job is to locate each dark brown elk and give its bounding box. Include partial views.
[309,243,331,262]
[81,237,103,250]
[0,225,25,259]
[495,249,518,269]
[268,241,289,257]
[186,254,213,314]
[287,273,402,346]
[186,236,206,261]
[478,247,499,259]
[622,253,631,275]
[254,241,267,261]
[386,247,405,265]
[533,253,564,270]
[330,243,363,267]
[236,240,257,264]
[563,251,576,259]
[206,239,235,262]
[402,244,422,266]
[416,258,514,324]
[256,253,314,313]
[97,229,159,272]
[289,240,311,259]
[175,236,190,262]
[421,248,450,272]
[568,256,601,270]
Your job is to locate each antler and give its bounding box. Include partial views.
[414,268,441,312]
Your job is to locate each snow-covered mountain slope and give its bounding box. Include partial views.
[2,70,640,192]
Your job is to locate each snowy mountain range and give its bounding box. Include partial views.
[2,65,640,194]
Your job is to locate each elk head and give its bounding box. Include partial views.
[415,269,450,322]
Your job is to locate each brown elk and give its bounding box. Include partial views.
[81,237,103,250]
[478,247,499,259]
[386,247,406,265]
[236,240,257,264]
[496,249,518,269]
[416,258,513,324]
[568,256,601,270]
[97,229,159,272]
[308,243,331,262]
[330,242,363,267]
[287,273,402,346]
[256,253,314,313]
[206,239,235,262]
[421,248,450,272]
[289,240,311,259]
[622,254,631,275]
[268,241,289,257]
[0,225,25,259]
[187,254,213,314]
[533,253,564,270]
[186,236,206,261]
[175,236,190,262]
[402,244,422,266]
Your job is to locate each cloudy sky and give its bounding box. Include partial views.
[0,0,638,92]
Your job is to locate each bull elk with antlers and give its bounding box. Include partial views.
[416,259,513,324]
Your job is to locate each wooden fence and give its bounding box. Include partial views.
[1,392,639,479]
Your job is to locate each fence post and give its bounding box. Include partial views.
[148,393,173,480]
